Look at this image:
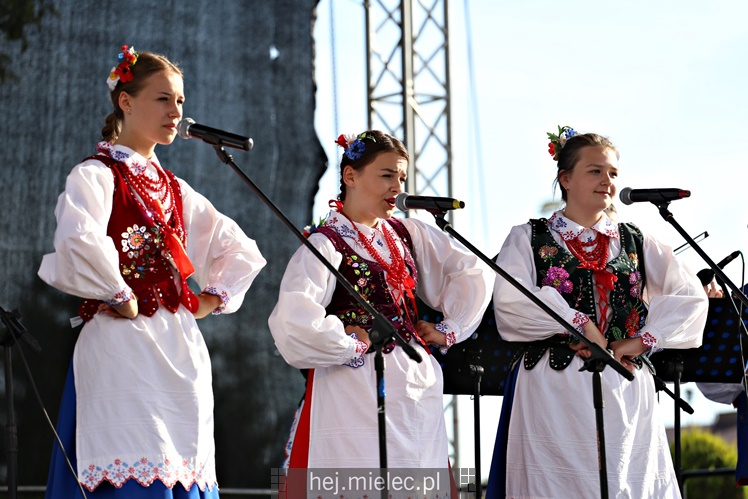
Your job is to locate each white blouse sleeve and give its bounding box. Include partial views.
[638,232,708,349]
[178,179,267,314]
[493,224,590,341]
[37,161,132,301]
[401,218,494,344]
[268,234,365,369]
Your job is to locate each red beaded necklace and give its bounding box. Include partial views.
[565,232,609,271]
[565,230,619,333]
[331,201,417,311]
[565,231,618,291]
[121,160,183,244]
[98,145,193,278]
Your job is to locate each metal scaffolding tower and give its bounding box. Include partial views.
[364,0,453,200]
[364,0,459,466]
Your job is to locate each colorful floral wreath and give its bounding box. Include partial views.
[546,125,577,161]
[335,132,376,161]
[107,45,138,91]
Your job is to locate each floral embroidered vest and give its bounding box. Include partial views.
[78,155,199,321]
[315,218,420,353]
[518,218,648,370]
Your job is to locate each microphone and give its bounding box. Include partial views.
[177,118,254,151]
[619,187,691,205]
[696,250,741,286]
[395,192,465,213]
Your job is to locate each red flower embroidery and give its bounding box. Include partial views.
[625,308,641,337]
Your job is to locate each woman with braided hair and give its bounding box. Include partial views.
[486,127,708,498]
[39,45,266,498]
[269,130,493,472]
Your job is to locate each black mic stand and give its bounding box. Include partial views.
[654,202,748,309]
[428,212,633,499]
[206,144,421,497]
[651,200,748,492]
[657,356,689,489]
[0,306,41,499]
[468,353,483,499]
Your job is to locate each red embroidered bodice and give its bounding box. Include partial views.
[78,155,199,321]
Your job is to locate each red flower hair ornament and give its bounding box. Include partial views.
[107,45,138,91]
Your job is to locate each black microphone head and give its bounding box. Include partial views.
[696,268,714,287]
[395,192,409,211]
[619,187,634,205]
[718,250,741,268]
[177,118,195,139]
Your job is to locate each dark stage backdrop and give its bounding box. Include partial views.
[0,0,325,489]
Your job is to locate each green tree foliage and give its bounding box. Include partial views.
[0,0,55,83]
[673,428,747,499]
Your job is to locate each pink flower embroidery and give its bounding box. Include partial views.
[542,266,573,294]
[629,271,642,298]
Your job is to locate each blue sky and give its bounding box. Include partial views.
[312,0,748,471]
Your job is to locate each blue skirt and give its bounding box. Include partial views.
[484,362,519,499]
[45,363,220,499]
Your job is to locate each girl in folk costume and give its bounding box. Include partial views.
[485,127,708,499]
[38,46,266,498]
[268,131,494,470]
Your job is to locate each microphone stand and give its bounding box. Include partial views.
[654,201,748,308]
[0,306,42,499]
[651,200,748,491]
[206,144,421,496]
[427,212,633,499]
[468,355,483,499]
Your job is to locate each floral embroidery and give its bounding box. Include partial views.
[628,253,639,267]
[548,212,568,231]
[120,226,163,279]
[97,141,156,177]
[571,311,590,333]
[635,331,658,350]
[538,245,558,260]
[330,220,357,239]
[548,211,620,242]
[542,266,574,294]
[203,286,229,315]
[598,217,620,239]
[338,309,371,327]
[79,455,216,492]
[343,331,367,368]
[434,322,457,355]
[629,271,642,298]
[348,255,372,293]
[121,224,150,251]
[624,305,645,338]
[105,287,134,307]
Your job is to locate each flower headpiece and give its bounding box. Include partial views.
[335,132,376,161]
[547,125,577,161]
[107,45,138,91]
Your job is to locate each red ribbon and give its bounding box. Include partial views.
[576,260,618,291]
[328,199,344,212]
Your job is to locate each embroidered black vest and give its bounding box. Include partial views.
[315,218,420,353]
[517,218,648,370]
